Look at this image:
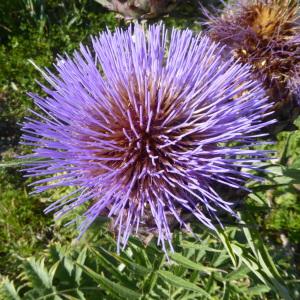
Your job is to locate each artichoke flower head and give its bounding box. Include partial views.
[204,0,300,133]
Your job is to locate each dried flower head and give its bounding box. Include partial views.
[21,24,273,252]
[204,0,300,108]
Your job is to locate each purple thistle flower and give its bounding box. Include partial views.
[21,23,274,253]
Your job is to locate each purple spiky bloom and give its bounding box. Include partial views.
[21,23,274,252]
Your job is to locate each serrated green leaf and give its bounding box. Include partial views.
[224,265,250,281]
[204,273,214,294]
[248,284,270,296]
[49,261,60,282]
[157,270,211,298]
[266,165,284,176]
[240,212,292,300]
[222,282,230,300]
[212,251,229,268]
[128,239,153,269]
[88,247,132,285]
[76,288,87,300]
[75,247,87,284]
[216,229,238,267]
[100,247,151,276]
[248,193,267,206]
[56,289,86,300]
[24,257,53,289]
[77,263,141,300]
[0,279,22,300]
[273,176,293,185]
[180,241,222,253]
[64,256,74,276]
[169,252,225,274]
[240,254,260,273]
[142,271,158,295]
[280,132,292,165]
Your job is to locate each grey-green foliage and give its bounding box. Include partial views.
[1,220,297,300]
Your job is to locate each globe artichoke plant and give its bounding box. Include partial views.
[95,0,178,19]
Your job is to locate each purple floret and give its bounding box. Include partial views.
[21,23,274,253]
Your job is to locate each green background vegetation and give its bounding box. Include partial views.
[0,1,299,299]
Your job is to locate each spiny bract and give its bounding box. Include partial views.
[21,24,273,252]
